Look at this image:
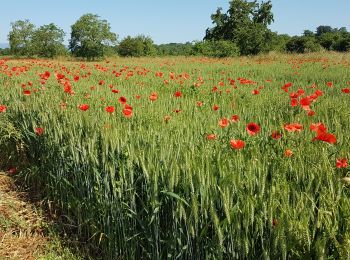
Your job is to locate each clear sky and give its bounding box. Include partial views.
[0,0,349,45]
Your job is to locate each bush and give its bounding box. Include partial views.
[286,37,322,53]
[194,40,240,57]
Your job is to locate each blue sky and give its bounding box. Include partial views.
[0,0,349,45]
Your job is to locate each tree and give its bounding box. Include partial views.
[8,19,35,56]
[31,23,66,58]
[118,35,156,57]
[316,25,333,36]
[69,14,117,60]
[204,0,274,55]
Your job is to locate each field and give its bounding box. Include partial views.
[0,53,350,259]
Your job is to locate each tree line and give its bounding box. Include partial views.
[1,1,349,59]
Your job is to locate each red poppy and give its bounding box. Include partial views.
[271,131,282,140]
[0,105,6,113]
[78,104,90,111]
[118,96,127,104]
[284,123,303,132]
[342,88,350,93]
[149,93,158,101]
[112,89,120,93]
[307,111,315,116]
[326,82,333,87]
[105,106,115,113]
[284,149,293,157]
[23,90,31,96]
[74,76,79,82]
[122,108,133,118]
[174,91,182,97]
[314,132,337,144]
[35,127,44,136]
[135,95,141,99]
[196,101,203,107]
[219,118,229,128]
[310,122,327,133]
[212,105,219,111]
[252,89,260,95]
[336,158,348,168]
[207,134,216,140]
[231,115,240,122]
[290,98,298,107]
[300,97,311,111]
[246,122,260,136]
[230,139,245,149]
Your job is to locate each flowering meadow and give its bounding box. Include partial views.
[0,53,349,259]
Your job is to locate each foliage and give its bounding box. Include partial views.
[8,19,35,56]
[31,23,67,58]
[69,14,117,60]
[156,42,194,56]
[193,40,239,57]
[118,35,156,57]
[205,0,274,55]
[286,37,322,53]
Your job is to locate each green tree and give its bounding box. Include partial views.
[118,35,156,57]
[69,14,117,60]
[286,36,322,53]
[8,19,35,56]
[204,0,274,55]
[31,23,66,58]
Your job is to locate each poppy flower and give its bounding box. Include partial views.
[314,132,337,144]
[118,96,127,104]
[206,134,216,140]
[78,104,89,111]
[342,88,350,93]
[219,118,229,128]
[230,139,245,149]
[290,98,298,107]
[310,123,327,134]
[246,122,260,136]
[105,106,115,113]
[307,111,315,116]
[135,95,141,99]
[326,82,333,87]
[122,108,133,118]
[149,93,158,101]
[271,131,282,140]
[252,89,259,95]
[196,101,203,107]
[300,97,311,111]
[231,115,240,122]
[336,158,348,168]
[112,89,120,93]
[284,149,293,157]
[174,91,182,97]
[284,123,303,132]
[74,76,79,82]
[0,105,7,113]
[23,90,31,96]
[35,127,44,136]
[212,105,219,111]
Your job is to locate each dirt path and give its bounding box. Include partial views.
[0,172,81,260]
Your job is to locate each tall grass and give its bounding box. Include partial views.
[0,53,349,259]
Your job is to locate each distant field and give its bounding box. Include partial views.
[0,53,349,259]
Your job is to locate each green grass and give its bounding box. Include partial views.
[0,53,350,259]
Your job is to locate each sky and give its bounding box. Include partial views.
[0,0,349,45]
